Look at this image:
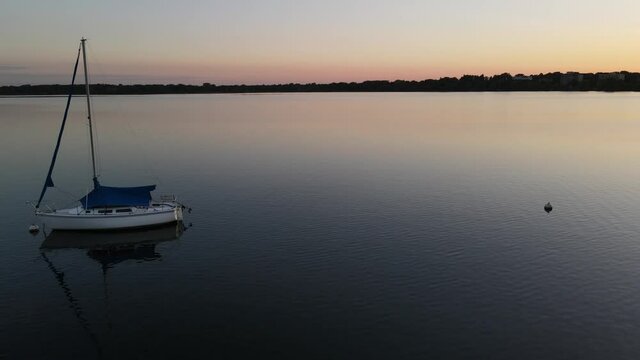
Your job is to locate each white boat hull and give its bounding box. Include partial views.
[36,204,183,231]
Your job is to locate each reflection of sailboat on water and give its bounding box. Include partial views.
[39,222,185,358]
[41,222,185,264]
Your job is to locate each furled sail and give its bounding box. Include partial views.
[36,45,82,209]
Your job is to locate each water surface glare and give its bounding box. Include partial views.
[2,93,640,359]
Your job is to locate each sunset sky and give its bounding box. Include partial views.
[2,0,640,85]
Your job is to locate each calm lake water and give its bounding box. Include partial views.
[3,92,640,359]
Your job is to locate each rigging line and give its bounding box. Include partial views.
[86,41,104,178]
[90,95,102,180]
[50,186,83,208]
[81,38,99,182]
[86,126,94,187]
[84,102,96,184]
[77,88,95,191]
[50,185,81,199]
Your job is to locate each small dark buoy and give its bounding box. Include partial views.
[544,202,553,213]
[28,224,40,234]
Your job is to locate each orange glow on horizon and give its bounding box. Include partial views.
[3,0,640,85]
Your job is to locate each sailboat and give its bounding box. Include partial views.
[34,38,184,230]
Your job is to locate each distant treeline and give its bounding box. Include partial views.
[3,72,640,95]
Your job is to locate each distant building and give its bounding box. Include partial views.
[597,72,625,81]
[560,72,584,85]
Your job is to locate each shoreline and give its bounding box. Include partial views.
[2,73,639,95]
[2,90,640,97]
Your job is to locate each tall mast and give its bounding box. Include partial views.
[81,38,98,183]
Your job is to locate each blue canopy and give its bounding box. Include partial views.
[79,183,156,209]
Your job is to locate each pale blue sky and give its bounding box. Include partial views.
[2,0,639,84]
